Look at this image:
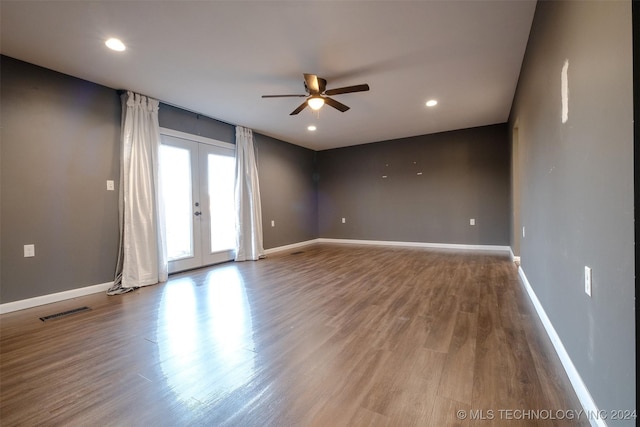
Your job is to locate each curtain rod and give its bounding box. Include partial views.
[116,89,236,128]
[161,100,237,128]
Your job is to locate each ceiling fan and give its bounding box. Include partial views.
[262,73,370,115]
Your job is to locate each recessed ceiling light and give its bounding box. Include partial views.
[307,125,317,131]
[105,38,126,52]
[426,99,438,107]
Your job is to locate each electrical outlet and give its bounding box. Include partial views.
[342,217,346,224]
[24,244,35,257]
[470,218,475,226]
[271,220,275,227]
[584,266,592,297]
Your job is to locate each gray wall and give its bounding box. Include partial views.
[317,124,510,245]
[510,1,635,422]
[158,103,235,143]
[1,56,121,303]
[255,134,318,249]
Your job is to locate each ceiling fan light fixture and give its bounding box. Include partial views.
[308,96,325,110]
[105,38,126,52]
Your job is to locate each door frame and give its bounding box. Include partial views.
[159,128,236,273]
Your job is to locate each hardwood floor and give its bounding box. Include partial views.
[0,244,588,426]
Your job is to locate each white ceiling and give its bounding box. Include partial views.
[1,1,536,150]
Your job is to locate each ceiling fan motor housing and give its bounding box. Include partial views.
[305,77,327,94]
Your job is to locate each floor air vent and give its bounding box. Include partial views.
[291,251,305,255]
[39,306,91,322]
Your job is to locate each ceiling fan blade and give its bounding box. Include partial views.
[290,101,308,115]
[325,84,370,96]
[303,73,320,94]
[262,94,307,98]
[324,96,350,112]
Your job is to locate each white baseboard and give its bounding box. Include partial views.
[264,239,320,255]
[517,267,605,427]
[509,248,521,264]
[0,281,114,315]
[264,238,511,256]
[317,238,511,253]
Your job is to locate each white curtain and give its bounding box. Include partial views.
[234,126,265,261]
[109,91,167,295]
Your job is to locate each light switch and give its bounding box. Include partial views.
[470,218,475,226]
[271,220,275,227]
[342,217,346,224]
[106,180,115,191]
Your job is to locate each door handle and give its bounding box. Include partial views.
[194,211,202,216]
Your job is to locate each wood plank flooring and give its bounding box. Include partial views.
[0,244,588,426]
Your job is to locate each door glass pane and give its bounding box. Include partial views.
[208,154,236,252]
[160,145,194,261]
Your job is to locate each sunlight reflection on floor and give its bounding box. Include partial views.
[156,265,255,405]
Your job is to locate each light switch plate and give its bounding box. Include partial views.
[24,244,35,257]
[106,180,115,191]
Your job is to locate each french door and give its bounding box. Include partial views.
[159,131,236,273]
